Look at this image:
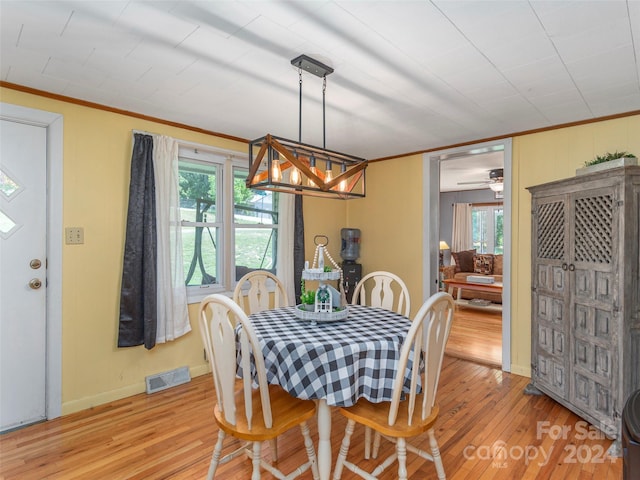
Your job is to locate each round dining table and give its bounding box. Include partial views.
[238,304,415,480]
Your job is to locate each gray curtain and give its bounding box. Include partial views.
[293,195,305,304]
[118,134,158,349]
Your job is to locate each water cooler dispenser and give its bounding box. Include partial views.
[340,228,361,303]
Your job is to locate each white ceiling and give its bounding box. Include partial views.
[1,1,639,185]
[439,149,504,192]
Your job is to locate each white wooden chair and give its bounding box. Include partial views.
[351,270,412,456]
[351,271,411,317]
[233,270,289,315]
[198,294,319,480]
[333,292,455,480]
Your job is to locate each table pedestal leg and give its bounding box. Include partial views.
[317,399,331,480]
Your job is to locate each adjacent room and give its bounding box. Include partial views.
[1,1,639,479]
[439,149,505,368]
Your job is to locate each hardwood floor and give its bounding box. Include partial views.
[0,357,622,479]
[445,306,502,367]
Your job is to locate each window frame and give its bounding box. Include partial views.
[471,202,504,255]
[178,143,279,304]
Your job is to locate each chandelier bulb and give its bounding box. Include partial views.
[325,169,333,183]
[338,163,348,192]
[271,154,282,182]
[325,160,333,184]
[290,167,301,185]
[308,154,317,186]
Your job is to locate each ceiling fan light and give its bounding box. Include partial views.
[489,181,504,192]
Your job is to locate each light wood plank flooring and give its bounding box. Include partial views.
[0,357,622,479]
[445,306,502,367]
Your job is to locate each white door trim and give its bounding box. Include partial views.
[422,138,512,372]
[1,102,63,419]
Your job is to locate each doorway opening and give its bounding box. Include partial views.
[422,139,512,371]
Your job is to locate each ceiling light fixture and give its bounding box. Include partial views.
[247,55,368,199]
[488,168,504,192]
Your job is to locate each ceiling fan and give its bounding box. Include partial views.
[457,168,504,192]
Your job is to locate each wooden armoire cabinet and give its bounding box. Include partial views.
[527,166,640,443]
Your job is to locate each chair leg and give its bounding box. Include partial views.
[333,419,355,480]
[251,441,262,480]
[270,438,278,461]
[428,428,446,480]
[300,421,320,480]
[396,437,408,480]
[364,426,371,459]
[208,431,226,480]
[372,431,382,459]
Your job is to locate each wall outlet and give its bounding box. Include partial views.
[65,227,84,244]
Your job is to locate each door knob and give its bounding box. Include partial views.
[29,278,42,290]
[30,259,42,269]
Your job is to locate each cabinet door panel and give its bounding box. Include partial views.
[595,308,612,339]
[595,345,611,377]
[538,324,553,354]
[573,193,614,265]
[536,200,566,261]
[537,354,567,396]
[595,272,614,303]
[536,294,564,324]
[571,372,613,420]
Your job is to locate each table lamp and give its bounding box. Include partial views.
[439,241,450,269]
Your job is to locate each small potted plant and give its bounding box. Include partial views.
[577,151,637,175]
[299,280,315,311]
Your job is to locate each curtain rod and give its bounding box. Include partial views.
[132,129,157,136]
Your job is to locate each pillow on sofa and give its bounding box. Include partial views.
[451,249,476,273]
[493,254,503,275]
[473,254,494,275]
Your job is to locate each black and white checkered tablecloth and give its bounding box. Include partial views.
[237,304,415,407]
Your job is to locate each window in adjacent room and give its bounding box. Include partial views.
[178,147,278,300]
[472,203,503,254]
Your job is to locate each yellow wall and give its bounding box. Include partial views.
[347,154,424,313]
[303,197,347,267]
[2,85,638,413]
[0,86,342,414]
[509,115,640,376]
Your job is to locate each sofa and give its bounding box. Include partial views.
[442,249,503,304]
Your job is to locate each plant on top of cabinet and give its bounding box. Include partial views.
[577,151,637,175]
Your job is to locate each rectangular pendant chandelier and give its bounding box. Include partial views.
[246,55,368,199]
[247,134,367,199]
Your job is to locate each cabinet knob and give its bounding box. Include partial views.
[562,263,568,271]
[569,264,575,271]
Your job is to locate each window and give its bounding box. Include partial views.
[472,204,503,254]
[233,166,278,277]
[178,147,278,301]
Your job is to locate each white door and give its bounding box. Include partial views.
[0,119,48,432]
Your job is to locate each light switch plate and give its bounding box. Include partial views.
[65,227,84,244]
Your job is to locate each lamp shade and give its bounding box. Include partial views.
[439,241,450,250]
